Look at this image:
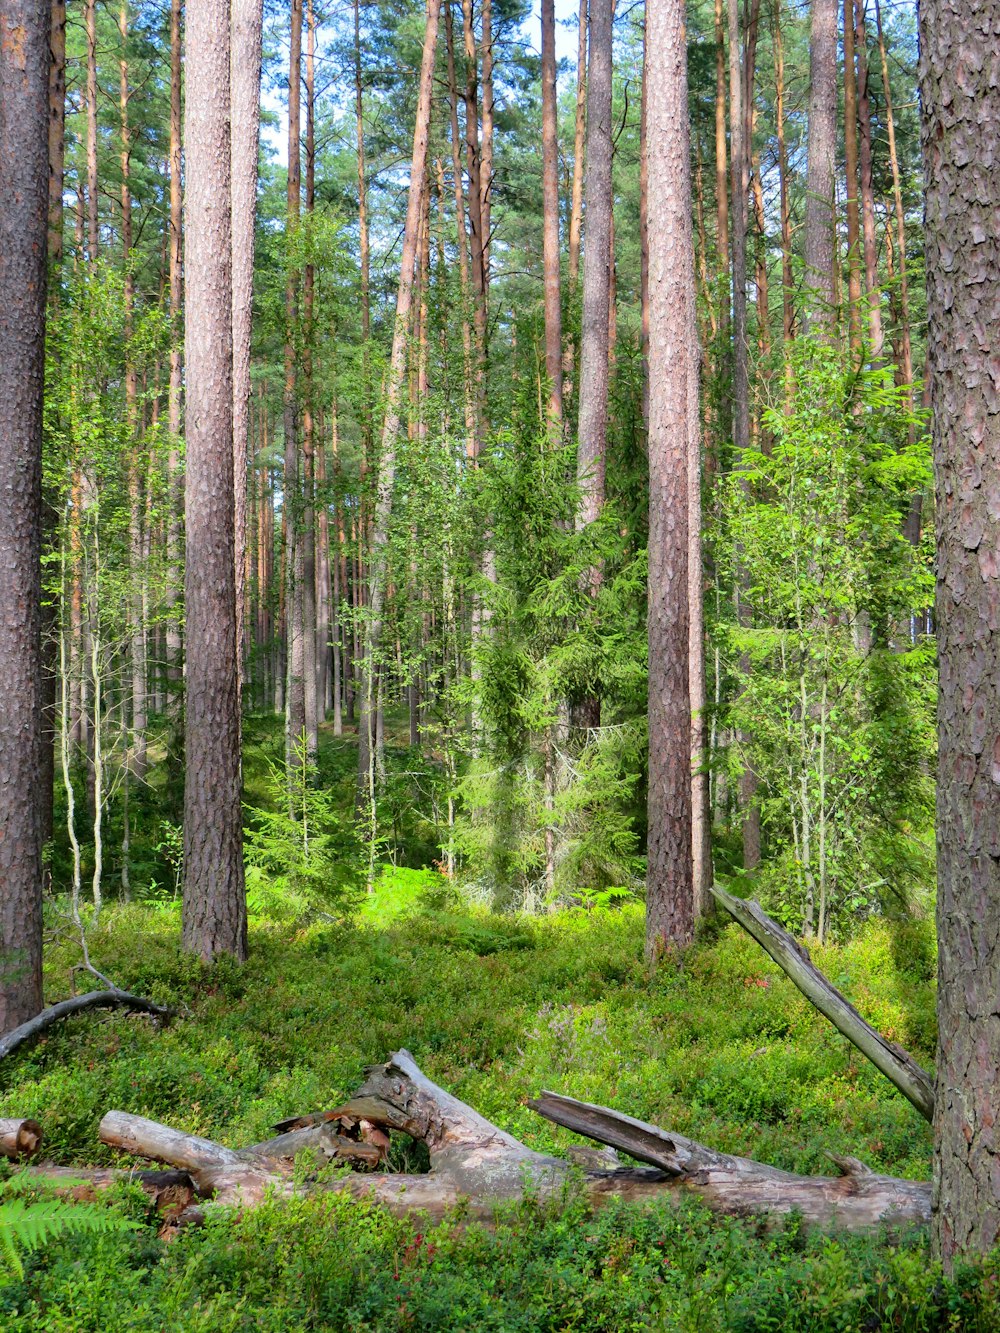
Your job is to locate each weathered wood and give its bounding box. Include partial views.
[710,883,935,1122]
[247,1123,382,1168]
[0,990,172,1064]
[100,1111,243,1173]
[0,1118,42,1159]
[530,1090,931,1229]
[91,1051,931,1232]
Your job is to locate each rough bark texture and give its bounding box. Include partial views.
[853,0,883,360]
[727,0,749,461]
[284,0,305,764]
[231,0,264,683]
[842,0,862,355]
[567,0,587,293]
[576,0,613,534]
[920,0,1000,1264]
[182,0,247,962]
[0,0,49,1034]
[0,1118,42,1160]
[84,0,98,260]
[540,0,562,433]
[165,0,183,689]
[804,0,837,316]
[645,0,695,957]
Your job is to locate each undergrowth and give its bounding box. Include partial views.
[0,880,995,1328]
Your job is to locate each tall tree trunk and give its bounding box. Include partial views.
[231,0,264,690]
[0,0,49,1032]
[353,0,372,465]
[444,8,476,457]
[774,0,793,348]
[854,0,883,361]
[804,0,837,319]
[576,0,613,532]
[921,0,1000,1266]
[284,0,305,766]
[358,0,442,806]
[479,0,493,291]
[540,0,563,433]
[301,0,318,754]
[166,0,183,690]
[84,0,98,261]
[714,0,728,342]
[875,0,912,397]
[727,0,749,460]
[120,1,147,779]
[567,0,587,294]
[645,0,695,957]
[842,0,862,357]
[182,0,247,963]
[460,0,487,403]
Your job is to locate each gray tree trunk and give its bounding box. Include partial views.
[920,0,1000,1265]
[182,0,248,962]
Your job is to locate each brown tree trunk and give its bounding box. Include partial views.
[443,11,476,456]
[920,0,1000,1264]
[774,0,793,348]
[540,0,563,434]
[166,0,183,690]
[460,0,488,399]
[714,0,728,340]
[284,0,305,765]
[301,0,318,753]
[576,0,613,532]
[645,0,696,957]
[842,0,862,357]
[353,0,372,465]
[567,0,587,295]
[182,0,247,963]
[854,0,883,361]
[479,0,493,292]
[0,0,49,1033]
[231,0,264,689]
[84,0,98,261]
[875,0,912,398]
[727,0,749,460]
[804,0,837,319]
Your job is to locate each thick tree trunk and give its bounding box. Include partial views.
[0,0,49,1033]
[540,0,563,434]
[479,0,493,290]
[920,0,1000,1264]
[284,0,305,767]
[182,0,247,963]
[568,0,587,295]
[231,0,264,688]
[804,0,837,319]
[301,0,318,754]
[727,0,749,461]
[774,0,793,349]
[645,0,695,957]
[444,8,476,457]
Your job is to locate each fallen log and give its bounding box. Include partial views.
[0,990,173,1064]
[95,1050,930,1230]
[709,883,935,1123]
[0,1118,43,1160]
[530,1090,931,1229]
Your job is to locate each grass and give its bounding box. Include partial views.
[1,881,997,1329]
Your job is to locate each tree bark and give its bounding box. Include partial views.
[353,0,372,464]
[0,1119,42,1160]
[842,0,862,356]
[182,0,248,962]
[645,0,695,957]
[0,0,49,1034]
[567,0,587,295]
[231,0,264,689]
[804,0,837,319]
[84,0,98,261]
[165,0,183,692]
[284,0,305,767]
[444,7,476,457]
[853,0,883,361]
[576,0,613,540]
[540,0,562,434]
[920,0,1000,1264]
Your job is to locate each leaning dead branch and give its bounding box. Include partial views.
[709,883,935,1122]
[0,990,173,1064]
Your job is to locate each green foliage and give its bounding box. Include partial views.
[0,1170,136,1284]
[717,337,935,938]
[243,736,365,920]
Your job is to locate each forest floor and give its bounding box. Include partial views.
[2,872,999,1328]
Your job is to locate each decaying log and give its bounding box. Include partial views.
[93,1050,930,1231]
[0,1118,43,1159]
[24,1165,198,1222]
[0,990,173,1064]
[710,883,935,1123]
[530,1090,931,1229]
